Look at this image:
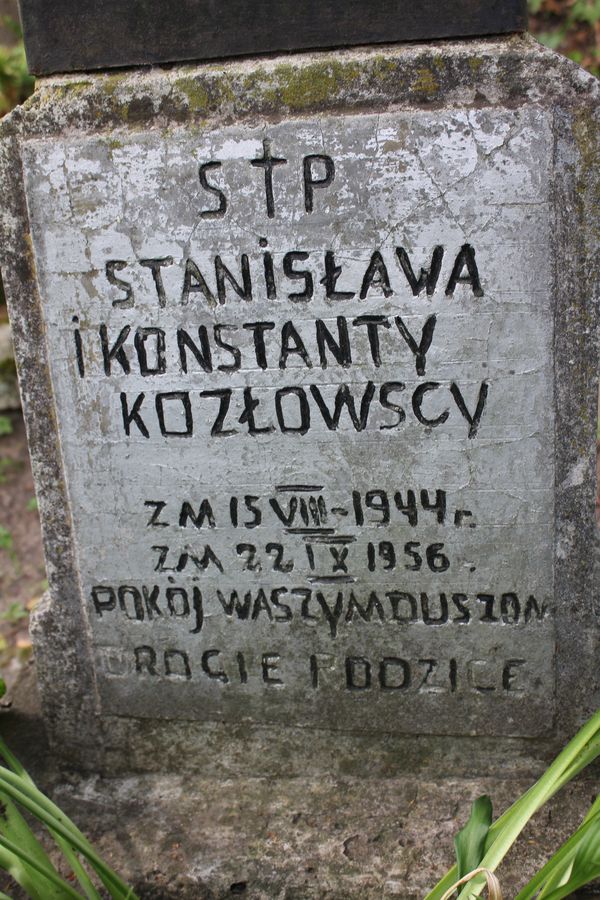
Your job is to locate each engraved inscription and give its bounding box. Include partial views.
[22,108,555,736]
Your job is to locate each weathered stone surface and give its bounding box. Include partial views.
[0,35,598,772]
[2,664,599,900]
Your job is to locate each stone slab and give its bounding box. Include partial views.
[18,0,528,76]
[0,35,598,772]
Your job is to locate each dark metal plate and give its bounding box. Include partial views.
[19,0,528,76]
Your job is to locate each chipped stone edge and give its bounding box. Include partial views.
[0,34,598,772]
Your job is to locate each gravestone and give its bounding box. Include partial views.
[0,16,598,779]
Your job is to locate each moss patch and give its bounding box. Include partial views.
[174,76,210,113]
[413,66,439,95]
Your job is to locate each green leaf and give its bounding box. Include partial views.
[0,418,12,437]
[542,815,600,900]
[0,603,27,624]
[427,708,600,900]
[455,796,493,878]
[0,790,68,899]
[0,766,137,899]
[0,833,80,898]
[26,497,38,512]
[0,528,12,552]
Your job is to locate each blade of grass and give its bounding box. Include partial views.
[455,710,600,899]
[541,816,600,900]
[0,834,82,898]
[515,795,600,900]
[0,738,100,900]
[0,843,63,900]
[0,789,66,900]
[0,771,135,899]
[426,709,600,900]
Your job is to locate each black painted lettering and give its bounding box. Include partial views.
[524,595,547,623]
[315,317,351,368]
[118,585,144,620]
[320,250,355,300]
[394,314,437,376]
[151,546,171,572]
[166,587,190,617]
[412,383,449,428]
[243,496,262,528]
[352,316,390,366]
[310,382,375,431]
[135,646,157,675]
[303,154,335,212]
[243,321,275,369]
[270,587,293,620]
[215,255,252,302]
[446,244,484,297]
[217,589,251,619]
[199,161,227,219]
[283,252,314,302]
[177,327,213,374]
[155,392,193,437]
[477,593,498,623]
[140,257,173,308]
[346,591,385,624]
[396,245,444,296]
[379,657,410,691]
[262,653,283,684]
[180,595,198,636]
[345,657,371,691]
[450,382,489,438]
[134,327,166,376]
[388,591,418,624]
[420,592,449,625]
[91,586,116,616]
[202,649,229,682]
[145,500,168,527]
[181,258,215,305]
[501,593,520,624]
[315,591,344,639]
[452,594,471,624]
[260,238,277,299]
[179,499,215,529]
[503,660,525,692]
[237,651,248,684]
[395,490,418,526]
[275,387,310,434]
[213,324,242,372]
[359,251,393,299]
[239,387,274,435]
[421,489,446,524]
[142,585,162,620]
[250,138,287,218]
[280,321,313,368]
[200,389,237,437]
[120,392,149,438]
[379,382,406,430]
[72,318,85,377]
[100,324,131,375]
[164,649,192,679]
[106,260,134,308]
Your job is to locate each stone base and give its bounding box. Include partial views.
[3,663,600,899]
